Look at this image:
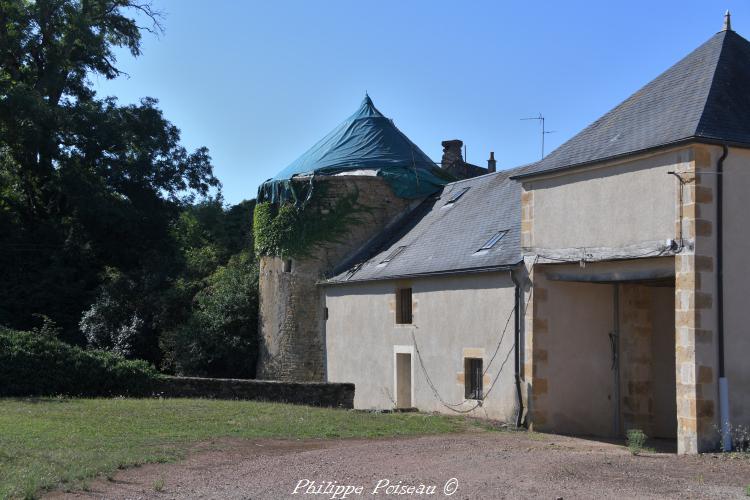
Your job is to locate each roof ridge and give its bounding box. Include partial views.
[514,29,744,179]
[694,30,731,136]
[446,169,509,186]
[574,32,725,146]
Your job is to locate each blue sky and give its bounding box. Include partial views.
[94,1,748,204]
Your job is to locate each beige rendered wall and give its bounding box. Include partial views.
[523,148,690,251]
[722,147,750,429]
[324,272,519,421]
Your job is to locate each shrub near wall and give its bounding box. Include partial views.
[0,328,160,397]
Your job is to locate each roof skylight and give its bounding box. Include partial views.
[381,245,407,263]
[445,186,470,204]
[478,230,508,251]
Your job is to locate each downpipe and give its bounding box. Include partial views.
[717,144,731,451]
[510,271,525,428]
[611,284,621,438]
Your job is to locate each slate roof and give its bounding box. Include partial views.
[515,28,750,179]
[326,168,522,284]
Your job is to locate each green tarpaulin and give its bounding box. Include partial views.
[258,95,451,203]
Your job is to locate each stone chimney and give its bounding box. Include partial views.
[441,139,464,170]
[487,152,497,173]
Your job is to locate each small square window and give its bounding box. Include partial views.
[396,288,413,324]
[381,246,406,264]
[283,259,293,272]
[478,230,508,251]
[464,358,483,400]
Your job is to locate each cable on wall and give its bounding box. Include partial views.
[409,256,538,414]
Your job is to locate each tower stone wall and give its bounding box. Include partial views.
[257,175,418,381]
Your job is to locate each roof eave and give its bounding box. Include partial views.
[510,136,750,181]
[318,261,523,287]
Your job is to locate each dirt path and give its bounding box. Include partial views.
[48,431,750,499]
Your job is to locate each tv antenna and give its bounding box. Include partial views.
[521,113,556,159]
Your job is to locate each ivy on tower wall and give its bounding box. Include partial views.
[253,184,364,259]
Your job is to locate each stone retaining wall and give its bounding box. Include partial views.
[155,376,354,408]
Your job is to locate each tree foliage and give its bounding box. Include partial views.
[0,1,259,378]
[161,251,259,378]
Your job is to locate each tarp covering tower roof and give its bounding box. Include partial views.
[258,95,452,203]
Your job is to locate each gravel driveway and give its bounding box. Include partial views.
[48,430,750,499]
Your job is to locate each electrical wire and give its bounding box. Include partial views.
[409,256,538,414]
[481,256,538,402]
[410,328,481,413]
[410,240,671,415]
[533,245,670,264]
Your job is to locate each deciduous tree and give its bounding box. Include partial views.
[0,0,220,353]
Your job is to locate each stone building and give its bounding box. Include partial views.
[325,169,524,422]
[514,15,750,454]
[260,16,750,453]
[316,15,750,454]
[255,95,471,381]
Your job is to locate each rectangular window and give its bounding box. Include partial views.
[478,230,508,251]
[445,186,470,204]
[464,358,483,400]
[396,288,413,324]
[381,246,406,264]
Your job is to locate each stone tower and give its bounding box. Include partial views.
[254,96,449,381]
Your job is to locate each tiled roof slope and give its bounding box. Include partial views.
[326,169,522,284]
[515,29,750,179]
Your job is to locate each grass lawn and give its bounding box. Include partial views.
[0,398,486,499]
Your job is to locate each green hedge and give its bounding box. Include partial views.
[0,327,161,397]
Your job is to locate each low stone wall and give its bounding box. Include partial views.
[155,376,354,408]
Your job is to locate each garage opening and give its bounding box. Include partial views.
[540,261,677,441]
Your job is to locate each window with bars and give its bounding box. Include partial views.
[464,357,483,400]
[395,288,413,324]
